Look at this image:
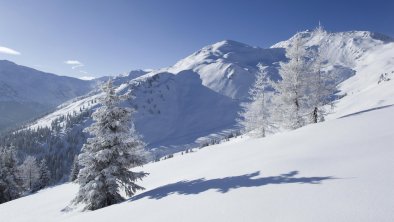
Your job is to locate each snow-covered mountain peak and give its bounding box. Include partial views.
[168,40,284,99]
[273,30,392,53]
[206,39,258,55]
[124,69,151,80]
[272,30,393,69]
[172,39,283,69]
[272,30,393,48]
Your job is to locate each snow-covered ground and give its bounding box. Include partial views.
[1,103,393,222]
[329,41,394,118]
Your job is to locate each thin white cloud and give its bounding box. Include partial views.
[65,60,95,80]
[79,76,96,80]
[64,60,84,69]
[64,60,82,65]
[0,46,21,55]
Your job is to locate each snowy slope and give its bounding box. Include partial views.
[271,30,394,118]
[0,60,94,131]
[329,41,394,118]
[127,70,239,149]
[25,70,150,131]
[1,104,393,222]
[27,70,239,152]
[168,40,285,99]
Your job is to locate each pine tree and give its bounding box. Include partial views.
[18,156,40,192]
[0,146,22,203]
[69,155,79,182]
[73,79,148,211]
[274,33,309,129]
[36,159,51,190]
[238,64,273,137]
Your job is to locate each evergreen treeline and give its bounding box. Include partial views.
[0,109,93,203]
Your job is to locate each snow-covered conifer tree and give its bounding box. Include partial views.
[274,33,309,129]
[36,159,51,190]
[73,79,148,211]
[0,146,21,203]
[18,156,40,192]
[69,155,79,182]
[238,64,272,137]
[307,24,336,123]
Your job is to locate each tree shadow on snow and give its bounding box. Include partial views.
[339,104,394,119]
[130,171,335,201]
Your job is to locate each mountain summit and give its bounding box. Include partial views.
[168,40,285,99]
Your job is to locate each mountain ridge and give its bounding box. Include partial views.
[0,60,95,132]
[2,30,393,184]
[19,30,394,146]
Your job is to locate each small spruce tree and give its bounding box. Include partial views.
[73,79,148,211]
[36,159,51,190]
[69,155,80,182]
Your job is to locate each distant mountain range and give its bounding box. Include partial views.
[0,61,152,133]
[0,60,95,132]
[2,30,394,154]
[20,30,394,152]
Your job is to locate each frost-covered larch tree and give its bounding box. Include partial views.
[307,24,336,123]
[274,33,309,129]
[238,64,272,137]
[0,146,21,203]
[73,79,148,211]
[18,156,40,192]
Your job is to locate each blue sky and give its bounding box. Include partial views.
[0,0,393,79]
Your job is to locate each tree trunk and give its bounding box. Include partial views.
[312,107,318,123]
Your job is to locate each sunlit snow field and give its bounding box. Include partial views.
[1,104,393,222]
